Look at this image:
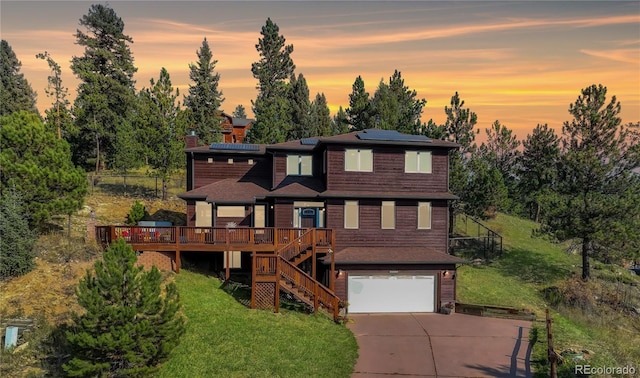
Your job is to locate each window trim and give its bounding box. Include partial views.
[344,148,373,172]
[381,201,395,229]
[405,150,432,174]
[286,154,313,176]
[417,202,432,230]
[344,200,359,229]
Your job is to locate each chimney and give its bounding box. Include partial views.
[185,130,198,148]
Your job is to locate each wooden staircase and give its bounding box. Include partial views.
[252,229,341,322]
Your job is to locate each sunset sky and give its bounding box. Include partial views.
[2,1,639,141]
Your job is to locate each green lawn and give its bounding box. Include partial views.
[456,213,640,376]
[158,271,358,378]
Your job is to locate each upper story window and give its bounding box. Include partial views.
[344,200,359,229]
[381,201,395,229]
[418,202,432,229]
[345,148,373,172]
[286,154,312,176]
[405,151,432,173]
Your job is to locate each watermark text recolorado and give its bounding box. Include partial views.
[575,364,636,376]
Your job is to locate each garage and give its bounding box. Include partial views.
[347,274,436,313]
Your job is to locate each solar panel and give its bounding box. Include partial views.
[300,138,319,146]
[209,143,260,151]
[356,129,431,142]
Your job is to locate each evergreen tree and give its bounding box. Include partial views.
[371,79,396,130]
[0,111,87,228]
[421,119,447,140]
[64,239,185,377]
[70,4,137,172]
[232,104,247,119]
[541,84,640,280]
[332,106,350,135]
[346,76,374,131]
[518,124,560,222]
[387,70,426,134]
[248,18,295,143]
[464,156,508,219]
[184,37,224,145]
[443,92,478,232]
[311,93,333,136]
[139,68,186,200]
[36,51,74,140]
[0,40,37,116]
[0,190,38,279]
[288,73,312,139]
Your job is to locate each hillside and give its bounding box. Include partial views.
[456,213,640,376]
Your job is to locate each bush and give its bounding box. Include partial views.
[127,200,147,225]
[64,239,185,376]
[0,190,38,279]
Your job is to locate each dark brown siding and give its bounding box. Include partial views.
[326,199,448,251]
[274,201,293,228]
[193,154,270,189]
[335,272,347,301]
[325,145,448,193]
[273,154,287,188]
[186,201,196,227]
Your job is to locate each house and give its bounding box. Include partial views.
[219,112,253,143]
[179,129,465,314]
[96,129,465,318]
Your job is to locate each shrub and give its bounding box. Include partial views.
[127,200,147,225]
[64,239,185,376]
[0,190,38,279]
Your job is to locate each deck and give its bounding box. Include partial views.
[96,226,341,321]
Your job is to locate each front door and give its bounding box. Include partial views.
[300,208,316,228]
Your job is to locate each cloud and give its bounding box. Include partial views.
[580,49,640,64]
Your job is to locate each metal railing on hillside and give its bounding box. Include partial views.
[449,214,503,260]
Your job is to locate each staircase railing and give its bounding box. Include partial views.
[277,228,314,261]
[278,256,340,321]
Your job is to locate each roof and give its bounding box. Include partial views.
[221,112,254,127]
[178,178,270,203]
[328,246,467,265]
[185,144,267,154]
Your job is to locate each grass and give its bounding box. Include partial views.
[158,271,358,378]
[455,213,640,377]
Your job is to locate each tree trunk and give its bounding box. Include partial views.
[448,202,455,236]
[67,213,72,239]
[581,237,591,281]
[162,178,167,201]
[534,202,540,223]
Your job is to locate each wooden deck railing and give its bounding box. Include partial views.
[278,229,314,261]
[95,226,330,249]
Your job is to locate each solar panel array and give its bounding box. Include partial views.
[300,138,319,146]
[356,129,431,142]
[209,143,260,151]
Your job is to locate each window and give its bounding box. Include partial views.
[405,151,432,173]
[254,204,266,227]
[217,206,245,218]
[344,200,359,229]
[248,159,254,165]
[345,149,373,172]
[195,201,212,227]
[286,154,312,175]
[418,202,432,229]
[381,201,395,229]
[227,158,234,165]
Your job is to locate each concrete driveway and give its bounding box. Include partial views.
[348,313,532,378]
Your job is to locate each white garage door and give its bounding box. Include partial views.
[348,274,436,313]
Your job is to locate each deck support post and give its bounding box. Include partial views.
[175,229,181,273]
[274,255,280,313]
[311,230,317,280]
[225,229,230,281]
[330,230,336,291]
[109,226,116,244]
[251,252,256,309]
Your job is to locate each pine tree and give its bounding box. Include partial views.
[248,18,295,143]
[387,70,426,134]
[139,68,186,200]
[518,124,559,222]
[541,84,640,280]
[64,239,185,376]
[346,76,374,131]
[0,111,87,228]
[70,4,137,172]
[464,156,508,219]
[0,190,38,279]
[332,106,350,135]
[36,51,74,140]
[288,73,312,140]
[232,104,247,119]
[0,40,37,116]
[184,38,224,145]
[311,93,333,137]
